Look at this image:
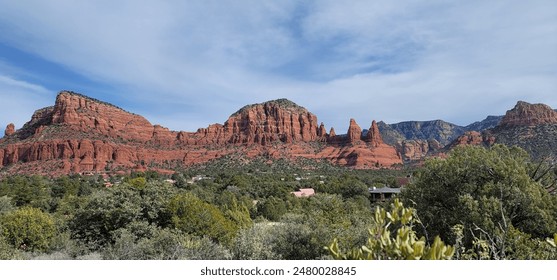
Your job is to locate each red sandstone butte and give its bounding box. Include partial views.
[346,118,363,143]
[499,101,557,128]
[0,91,402,175]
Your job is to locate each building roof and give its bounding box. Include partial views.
[369,187,402,194]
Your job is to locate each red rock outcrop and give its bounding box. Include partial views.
[450,131,485,146]
[4,123,15,137]
[444,131,497,151]
[329,128,336,137]
[346,119,362,143]
[176,99,320,145]
[50,91,165,142]
[395,139,443,162]
[316,144,401,168]
[499,101,557,128]
[222,99,319,144]
[364,120,382,146]
[0,91,403,175]
[318,123,327,138]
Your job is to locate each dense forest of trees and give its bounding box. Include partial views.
[0,145,556,260]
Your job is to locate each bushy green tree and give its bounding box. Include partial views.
[136,181,178,227]
[51,176,80,199]
[299,194,373,246]
[259,194,375,260]
[232,223,280,260]
[0,235,21,260]
[180,236,232,260]
[257,196,287,221]
[271,221,324,260]
[128,177,147,189]
[103,221,189,260]
[167,193,237,245]
[69,186,142,248]
[402,145,557,259]
[0,175,51,211]
[0,207,56,252]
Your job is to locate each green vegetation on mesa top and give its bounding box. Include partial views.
[1,144,557,260]
[231,98,309,116]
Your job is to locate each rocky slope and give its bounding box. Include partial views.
[446,101,557,159]
[394,139,443,162]
[498,101,557,128]
[377,120,465,162]
[378,101,557,162]
[488,101,557,159]
[378,120,466,146]
[0,91,401,175]
[444,131,495,150]
[465,115,503,132]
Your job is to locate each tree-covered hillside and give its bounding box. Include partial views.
[1,147,556,260]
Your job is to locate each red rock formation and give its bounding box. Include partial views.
[394,139,444,162]
[50,91,162,142]
[329,128,336,137]
[427,139,443,150]
[221,99,319,144]
[176,99,320,145]
[0,91,403,175]
[397,140,428,161]
[347,119,362,143]
[499,101,557,128]
[315,142,401,168]
[4,123,14,137]
[445,131,496,151]
[364,120,383,146]
[318,123,327,138]
[451,131,484,146]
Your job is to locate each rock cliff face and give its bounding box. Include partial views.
[488,101,557,159]
[378,120,466,146]
[498,101,557,128]
[50,92,158,142]
[444,101,557,160]
[377,120,465,162]
[445,131,494,150]
[171,98,321,146]
[0,91,402,175]
[224,98,319,144]
[364,120,382,146]
[396,139,442,162]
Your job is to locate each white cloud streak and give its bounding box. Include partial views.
[0,75,53,130]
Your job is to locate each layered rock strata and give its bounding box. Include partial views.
[0,91,402,175]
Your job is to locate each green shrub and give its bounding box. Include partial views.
[168,193,237,245]
[0,207,56,252]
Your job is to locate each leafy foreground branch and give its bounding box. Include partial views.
[326,199,455,260]
[327,198,557,260]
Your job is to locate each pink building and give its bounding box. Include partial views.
[291,188,315,198]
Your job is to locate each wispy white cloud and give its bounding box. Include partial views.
[0,0,555,132]
[0,75,53,130]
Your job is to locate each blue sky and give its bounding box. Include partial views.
[0,0,556,133]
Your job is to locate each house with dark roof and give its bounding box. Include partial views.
[369,186,401,201]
